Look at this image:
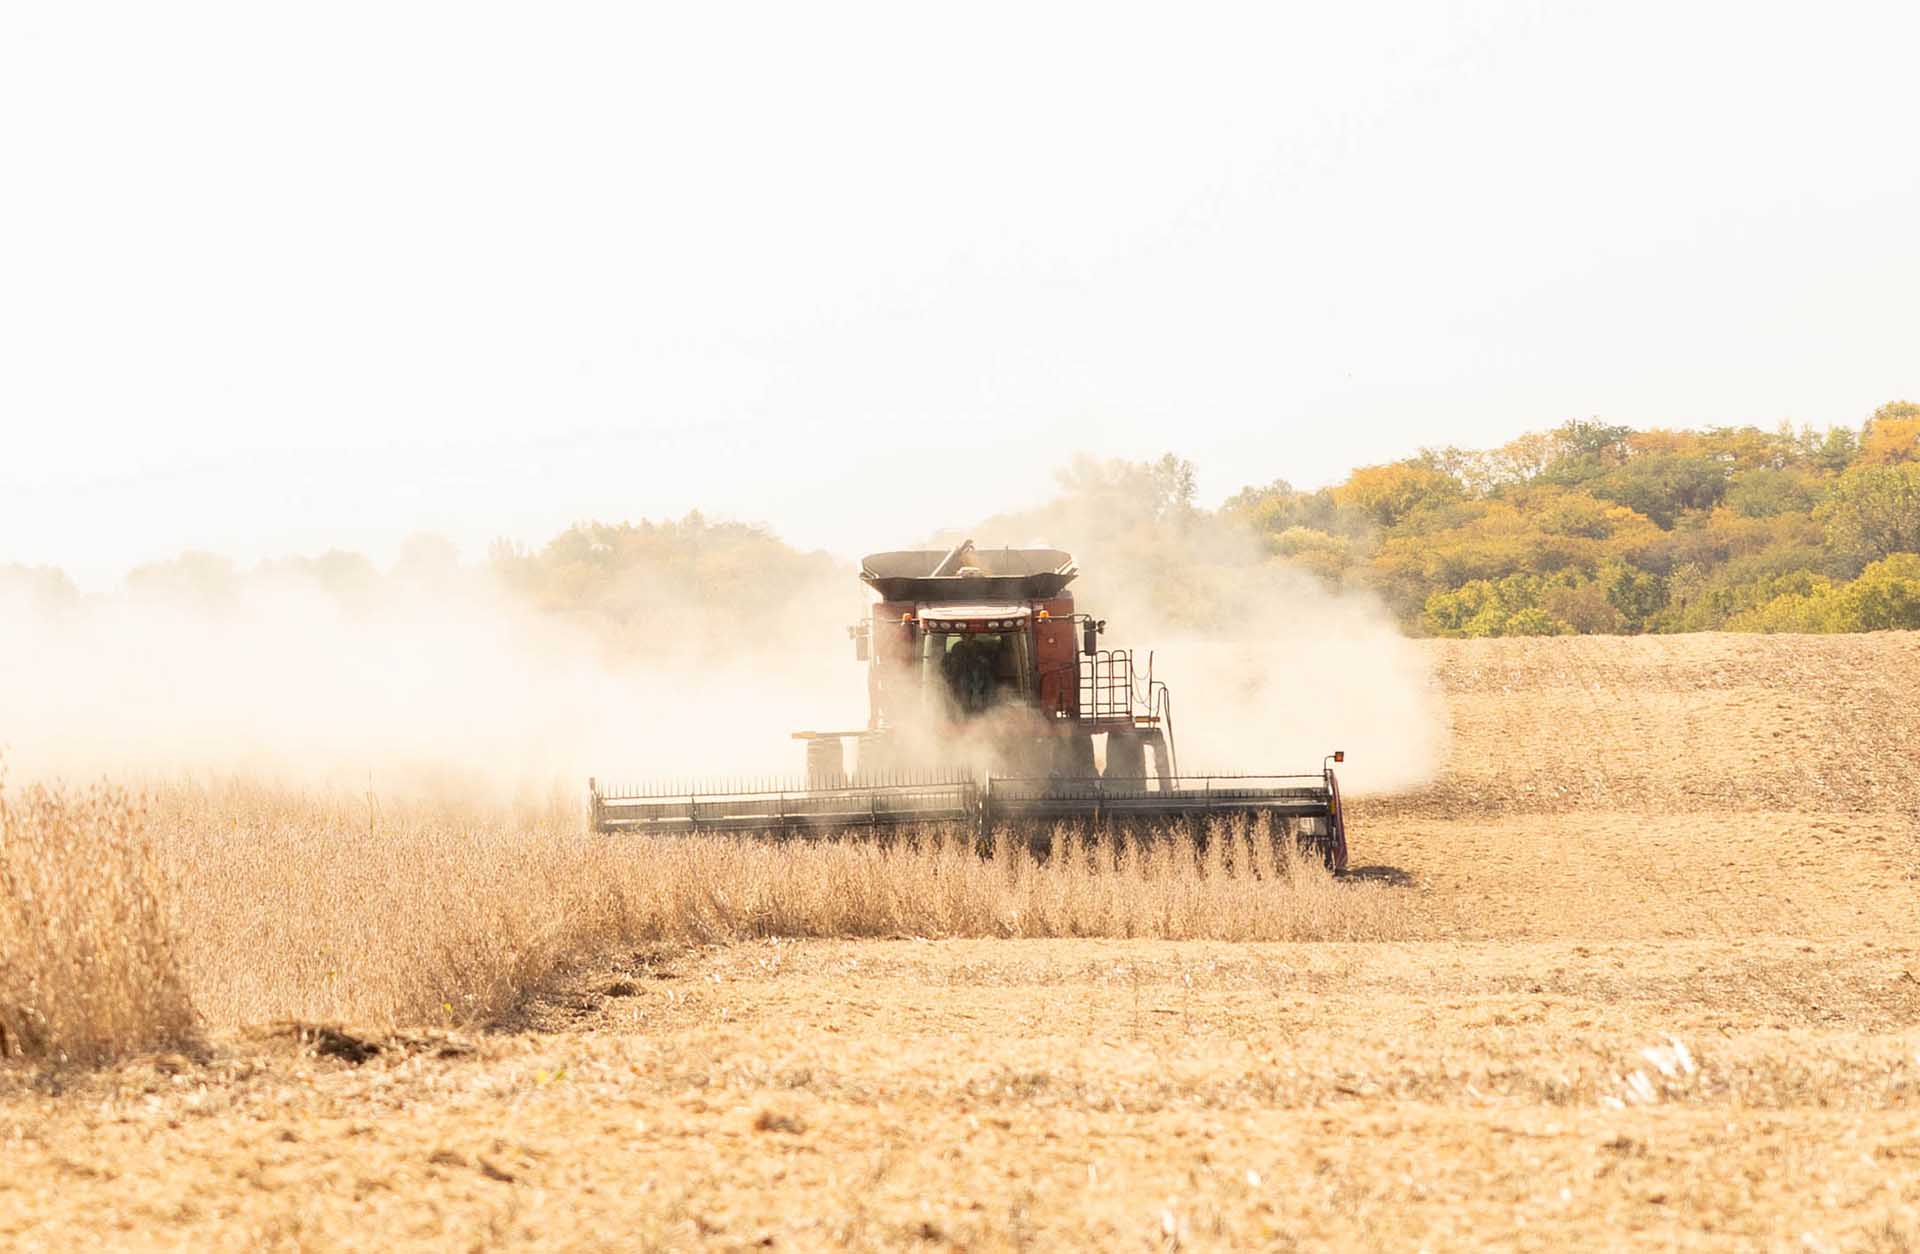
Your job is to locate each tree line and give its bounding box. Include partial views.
[1226,400,1920,636]
[5,401,1918,641]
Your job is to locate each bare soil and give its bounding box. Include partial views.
[4,631,1918,1250]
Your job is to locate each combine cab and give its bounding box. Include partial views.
[590,541,1349,871]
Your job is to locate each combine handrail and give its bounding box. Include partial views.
[1080,649,1139,722]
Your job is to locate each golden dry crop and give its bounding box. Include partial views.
[2,785,1394,1052]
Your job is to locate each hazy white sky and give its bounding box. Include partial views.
[4,1,1916,584]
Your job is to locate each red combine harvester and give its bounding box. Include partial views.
[590,541,1349,870]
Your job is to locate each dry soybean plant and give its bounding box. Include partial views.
[619,819,1406,943]
[0,782,200,1064]
[2,779,1405,1062]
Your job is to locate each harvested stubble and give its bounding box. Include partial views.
[1,780,1401,1062]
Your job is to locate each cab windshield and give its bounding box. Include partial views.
[919,630,1033,717]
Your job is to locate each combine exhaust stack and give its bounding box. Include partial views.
[590,541,1354,873]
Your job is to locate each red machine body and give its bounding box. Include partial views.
[590,539,1349,874]
[802,541,1175,783]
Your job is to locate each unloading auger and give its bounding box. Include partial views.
[589,541,1349,872]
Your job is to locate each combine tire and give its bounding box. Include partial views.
[1104,732,1146,781]
[1295,816,1342,874]
[1055,734,1096,776]
[804,738,846,789]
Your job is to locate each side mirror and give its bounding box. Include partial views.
[1082,620,1098,656]
[849,625,869,662]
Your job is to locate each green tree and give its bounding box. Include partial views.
[1334,463,1461,530]
[1227,481,1367,545]
[1503,606,1572,636]
[1805,425,1861,472]
[1586,453,1728,527]
[1831,553,1920,630]
[1596,559,1668,629]
[1728,588,1835,633]
[1422,573,1572,637]
[1816,463,1920,562]
[1543,420,1635,479]
[1423,580,1508,636]
[1539,580,1624,633]
[1263,526,1355,585]
[1724,467,1820,519]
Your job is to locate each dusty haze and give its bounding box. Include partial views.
[0,566,863,799]
[959,492,1445,793]
[0,512,1442,798]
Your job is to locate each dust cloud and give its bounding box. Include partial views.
[0,565,868,800]
[961,497,1447,796]
[2,487,1444,800]
[1141,593,1446,794]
